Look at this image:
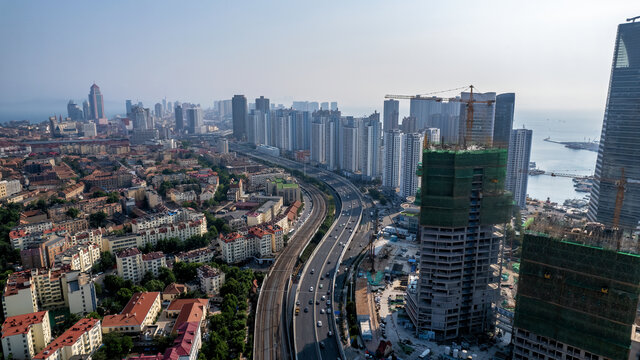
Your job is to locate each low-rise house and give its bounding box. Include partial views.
[162,283,188,301]
[102,292,161,333]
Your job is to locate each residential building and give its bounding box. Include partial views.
[400,133,424,199]
[0,179,22,198]
[383,130,402,191]
[506,128,533,208]
[55,243,101,272]
[588,20,640,229]
[197,265,225,296]
[513,231,640,360]
[410,97,461,144]
[174,247,215,264]
[174,104,184,132]
[2,271,39,318]
[81,168,132,190]
[62,271,97,315]
[116,248,144,283]
[59,182,84,200]
[186,107,203,135]
[493,93,515,148]
[1,311,52,360]
[142,252,166,278]
[218,225,284,263]
[162,283,188,301]
[33,318,102,360]
[266,178,300,205]
[102,292,161,333]
[232,95,248,140]
[101,234,142,254]
[168,189,197,204]
[405,148,512,340]
[137,218,207,248]
[383,99,399,131]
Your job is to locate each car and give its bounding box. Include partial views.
[320,308,325,314]
[309,286,314,292]
[311,269,315,274]
[309,299,313,305]
[327,290,331,295]
[319,284,323,289]
[296,300,300,306]
[316,300,320,305]
[328,331,333,337]
[320,342,325,349]
[320,276,324,280]
[317,321,322,327]
[327,260,331,264]
[304,307,309,313]
[326,272,330,277]
[327,300,331,305]
[321,295,326,301]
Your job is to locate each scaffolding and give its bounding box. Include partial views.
[419,148,512,227]
[514,233,640,359]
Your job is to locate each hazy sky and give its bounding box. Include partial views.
[0,1,638,118]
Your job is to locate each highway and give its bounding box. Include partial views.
[232,143,375,360]
[253,182,327,360]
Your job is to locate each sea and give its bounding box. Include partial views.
[514,109,602,204]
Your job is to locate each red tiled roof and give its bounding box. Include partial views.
[167,298,208,312]
[1,311,48,338]
[142,251,164,261]
[172,301,207,332]
[162,283,187,295]
[33,318,99,359]
[117,247,141,258]
[102,292,160,328]
[163,322,199,360]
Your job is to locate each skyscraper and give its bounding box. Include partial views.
[506,128,533,208]
[186,107,203,134]
[125,100,133,116]
[87,83,106,124]
[330,102,338,111]
[406,148,511,340]
[320,102,329,110]
[588,20,640,229]
[154,103,163,118]
[400,132,424,199]
[174,104,184,132]
[383,99,399,131]
[131,105,150,131]
[162,98,167,116]
[458,91,496,146]
[410,98,460,144]
[360,112,382,179]
[232,95,248,140]
[67,100,83,121]
[255,96,270,113]
[82,101,90,121]
[383,130,402,190]
[493,93,515,148]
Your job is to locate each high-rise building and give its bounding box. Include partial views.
[125,100,133,116]
[186,107,203,134]
[167,102,172,114]
[67,100,83,121]
[410,98,460,144]
[360,112,382,179]
[383,99,399,131]
[513,231,640,360]
[162,98,167,116]
[82,101,90,121]
[405,148,511,340]
[87,83,106,124]
[424,128,441,145]
[383,130,402,190]
[320,102,329,110]
[174,104,184,132]
[131,106,150,131]
[330,102,338,111]
[400,133,424,199]
[401,116,418,133]
[311,122,326,164]
[232,95,248,140]
[154,103,162,118]
[506,128,533,208]
[493,93,515,148]
[342,122,359,173]
[458,91,496,146]
[588,20,640,229]
[255,96,270,114]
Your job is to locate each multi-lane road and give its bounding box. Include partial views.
[254,184,327,360]
[232,144,375,360]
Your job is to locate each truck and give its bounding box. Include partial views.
[295,307,300,316]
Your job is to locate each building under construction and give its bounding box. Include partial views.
[405,147,512,340]
[513,230,640,360]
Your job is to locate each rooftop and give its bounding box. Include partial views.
[117,247,141,258]
[197,265,222,278]
[102,292,160,328]
[142,251,165,261]
[33,318,100,359]
[1,311,48,338]
[163,283,187,295]
[172,300,207,332]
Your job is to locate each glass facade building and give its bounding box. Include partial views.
[493,93,515,148]
[588,21,640,229]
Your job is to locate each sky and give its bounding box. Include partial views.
[0,1,638,120]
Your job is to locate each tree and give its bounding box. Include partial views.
[116,288,133,304]
[145,279,165,292]
[94,282,102,295]
[65,208,79,219]
[142,271,155,284]
[158,267,176,286]
[97,332,133,360]
[104,275,125,294]
[106,192,120,204]
[89,211,108,228]
[173,261,201,283]
[87,312,102,320]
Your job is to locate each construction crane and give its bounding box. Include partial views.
[385,85,495,145]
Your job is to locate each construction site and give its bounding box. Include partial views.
[513,217,640,360]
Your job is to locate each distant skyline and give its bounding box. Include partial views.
[0,1,638,122]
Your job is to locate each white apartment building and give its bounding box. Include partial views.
[33,318,102,360]
[197,265,225,296]
[142,252,166,278]
[102,292,161,333]
[55,243,101,272]
[138,218,207,248]
[174,247,216,264]
[218,225,284,264]
[400,132,424,199]
[383,130,403,191]
[1,311,52,360]
[117,249,166,283]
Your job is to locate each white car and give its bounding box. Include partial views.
[309,286,314,292]
[317,321,322,327]
[320,309,325,314]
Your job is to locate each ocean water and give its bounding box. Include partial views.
[515,109,602,204]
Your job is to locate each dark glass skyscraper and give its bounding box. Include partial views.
[174,104,184,132]
[88,83,105,121]
[493,93,515,148]
[232,95,248,140]
[588,20,640,229]
[67,100,84,121]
